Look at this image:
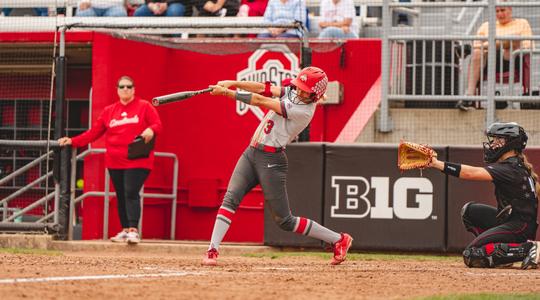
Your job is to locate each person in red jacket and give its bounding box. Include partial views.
[58,75,163,244]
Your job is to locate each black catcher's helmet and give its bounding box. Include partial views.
[483,122,528,163]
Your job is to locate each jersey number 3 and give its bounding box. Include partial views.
[264,120,274,134]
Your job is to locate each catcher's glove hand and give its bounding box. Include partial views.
[397,141,437,171]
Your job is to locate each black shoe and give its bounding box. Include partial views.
[456,100,470,111]
[521,241,539,270]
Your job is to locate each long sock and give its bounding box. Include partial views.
[208,206,235,251]
[293,217,341,244]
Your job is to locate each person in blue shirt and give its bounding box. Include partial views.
[1,8,48,16]
[258,0,306,38]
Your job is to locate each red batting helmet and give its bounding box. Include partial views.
[291,66,328,101]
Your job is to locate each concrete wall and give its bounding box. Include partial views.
[356,108,540,145]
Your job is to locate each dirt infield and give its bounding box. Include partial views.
[1,248,539,300]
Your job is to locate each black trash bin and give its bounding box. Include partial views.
[404,40,460,108]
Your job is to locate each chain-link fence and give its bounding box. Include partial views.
[376,0,540,145]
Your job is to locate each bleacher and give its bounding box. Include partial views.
[0,0,78,16]
[2,0,539,89]
[0,0,388,37]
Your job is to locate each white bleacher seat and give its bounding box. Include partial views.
[0,0,78,16]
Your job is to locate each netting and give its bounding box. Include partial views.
[0,0,355,229]
[2,1,538,151]
[380,0,540,145]
[0,42,57,221]
[115,33,342,55]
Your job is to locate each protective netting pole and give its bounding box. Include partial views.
[298,34,312,142]
[53,28,70,239]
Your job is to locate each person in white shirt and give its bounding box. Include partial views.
[318,0,358,38]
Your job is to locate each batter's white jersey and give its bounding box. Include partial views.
[250,87,316,149]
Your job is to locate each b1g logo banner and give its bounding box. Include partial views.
[330,176,436,220]
[236,45,299,120]
[323,144,447,251]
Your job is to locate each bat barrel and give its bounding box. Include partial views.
[152,87,213,107]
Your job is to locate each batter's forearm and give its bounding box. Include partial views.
[230,81,266,93]
[222,89,281,113]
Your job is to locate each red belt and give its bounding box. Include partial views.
[250,142,284,153]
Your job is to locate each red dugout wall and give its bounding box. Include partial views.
[81,33,381,241]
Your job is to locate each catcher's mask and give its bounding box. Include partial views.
[483,122,528,163]
[289,66,328,104]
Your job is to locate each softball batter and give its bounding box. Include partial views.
[202,66,353,266]
[428,122,539,268]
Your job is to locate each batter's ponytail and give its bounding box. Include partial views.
[519,153,540,196]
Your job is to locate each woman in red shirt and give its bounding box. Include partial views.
[58,76,163,244]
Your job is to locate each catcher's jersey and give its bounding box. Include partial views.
[485,156,539,222]
[250,87,316,149]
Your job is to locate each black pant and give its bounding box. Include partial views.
[461,202,537,267]
[108,168,150,228]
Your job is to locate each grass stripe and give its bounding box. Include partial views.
[0,247,62,256]
[243,251,461,262]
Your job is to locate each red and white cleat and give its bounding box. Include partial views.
[126,231,140,244]
[331,233,353,265]
[202,248,219,266]
[110,230,128,243]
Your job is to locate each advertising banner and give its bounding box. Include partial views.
[323,144,447,251]
[264,143,325,248]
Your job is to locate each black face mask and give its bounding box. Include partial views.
[483,137,505,163]
[482,136,523,163]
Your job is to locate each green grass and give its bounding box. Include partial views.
[0,247,63,256]
[417,293,540,300]
[243,251,460,262]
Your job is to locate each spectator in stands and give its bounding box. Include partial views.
[75,0,128,17]
[397,0,410,25]
[237,0,268,17]
[258,0,306,38]
[1,8,48,16]
[58,76,163,245]
[457,3,532,111]
[195,0,240,16]
[134,0,189,17]
[317,0,358,39]
[126,0,145,16]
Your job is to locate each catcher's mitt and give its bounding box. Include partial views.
[397,141,437,171]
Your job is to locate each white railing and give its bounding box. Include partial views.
[68,148,179,241]
[0,0,78,16]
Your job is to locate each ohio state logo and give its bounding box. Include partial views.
[236,45,300,119]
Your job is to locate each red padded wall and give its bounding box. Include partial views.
[81,33,381,242]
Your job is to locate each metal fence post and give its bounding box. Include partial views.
[2,201,7,222]
[56,146,71,239]
[379,0,393,132]
[170,156,178,240]
[103,168,110,240]
[68,149,77,240]
[485,0,496,127]
[138,186,144,238]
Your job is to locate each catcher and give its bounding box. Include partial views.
[399,122,539,269]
